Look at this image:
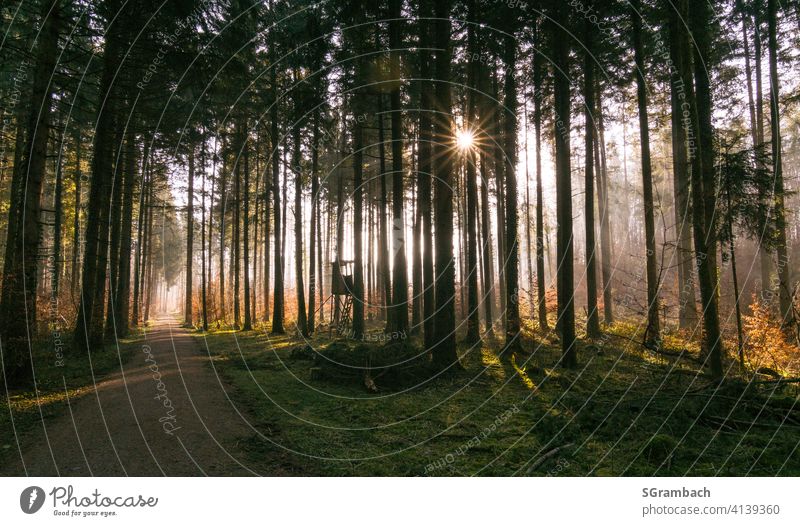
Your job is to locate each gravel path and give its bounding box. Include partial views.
[2,315,261,476]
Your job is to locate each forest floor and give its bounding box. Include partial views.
[196,319,800,476]
[3,316,799,476]
[0,315,283,476]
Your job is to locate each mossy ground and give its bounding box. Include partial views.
[196,319,800,476]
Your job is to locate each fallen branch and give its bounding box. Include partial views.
[525,443,575,475]
[751,377,800,385]
[606,333,704,365]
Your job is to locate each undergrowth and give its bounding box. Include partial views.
[196,320,800,476]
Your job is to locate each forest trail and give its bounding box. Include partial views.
[2,315,263,476]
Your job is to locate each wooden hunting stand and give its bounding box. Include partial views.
[329,260,354,335]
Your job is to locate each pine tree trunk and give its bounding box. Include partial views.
[201,134,209,331]
[308,112,319,333]
[411,148,422,334]
[667,3,698,330]
[233,131,241,330]
[523,104,535,322]
[479,150,495,336]
[417,0,435,348]
[502,32,522,355]
[632,0,660,343]
[71,132,82,299]
[533,40,548,331]
[683,0,724,378]
[753,13,773,293]
[377,94,392,322]
[583,22,601,339]
[132,151,149,326]
[263,129,272,323]
[209,142,217,323]
[219,144,228,322]
[317,197,323,321]
[767,0,792,324]
[293,120,308,336]
[552,4,577,367]
[243,138,252,331]
[143,180,155,322]
[74,4,120,351]
[464,0,480,346]
[595,89,614,324]
[493,71,506,325]
[184,146,195,326]
[116,126,138,337]
[53,114,64,306]
[431,0,459,369]
[352,109,365,339]
[388,0,408,334]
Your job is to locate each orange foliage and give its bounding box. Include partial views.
[742,297,800,375]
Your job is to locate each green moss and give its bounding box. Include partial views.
[198,324,800,476]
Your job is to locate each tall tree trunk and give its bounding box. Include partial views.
[74,4,120,351]
[417,0,436,348]
[143,178,155,322]
[388,0,409,334]
[218,144,228,322]
[583,20,601,339]
[253,133,260,322]
[335,125,345,325]
[184,146,195,326]
[667,1,698,330]
[317,196,323,321]
[411,138,422,334]
[533,39,548,331]
[502,31,522,355]
[201,134,209,331]
[352,106,365,339]
[263,137,271,322]
[431,0,458,369]
[71,131,82,299]
[209,140,217,322]
[523,104,535,322]
[742,9,758,151]
[243,138,252,331]
[690,0,719,291]
[132,147,149,326]
[233,133,241,330]
[464,0,480,346]
[683,0,724,378]
[308,112,319,333]
[552,4,577,367]
[493,71,506,325]
[116,125,137,337]
[52,114,64,306]
[767,0,792,324]
[753,12,772,293]
[767,0,795,327]
[595,88,614,324]
[377,94,391,321]
[479,150,495,336]
[1,96,28,313]
[726,192,744,367]
[293,121,308,336]
[632,0,660,343]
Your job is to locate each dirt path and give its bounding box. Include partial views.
[2,315,263,476]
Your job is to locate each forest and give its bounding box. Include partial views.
[1,0,800,476]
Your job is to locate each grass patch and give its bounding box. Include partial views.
[197,322,800,476]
